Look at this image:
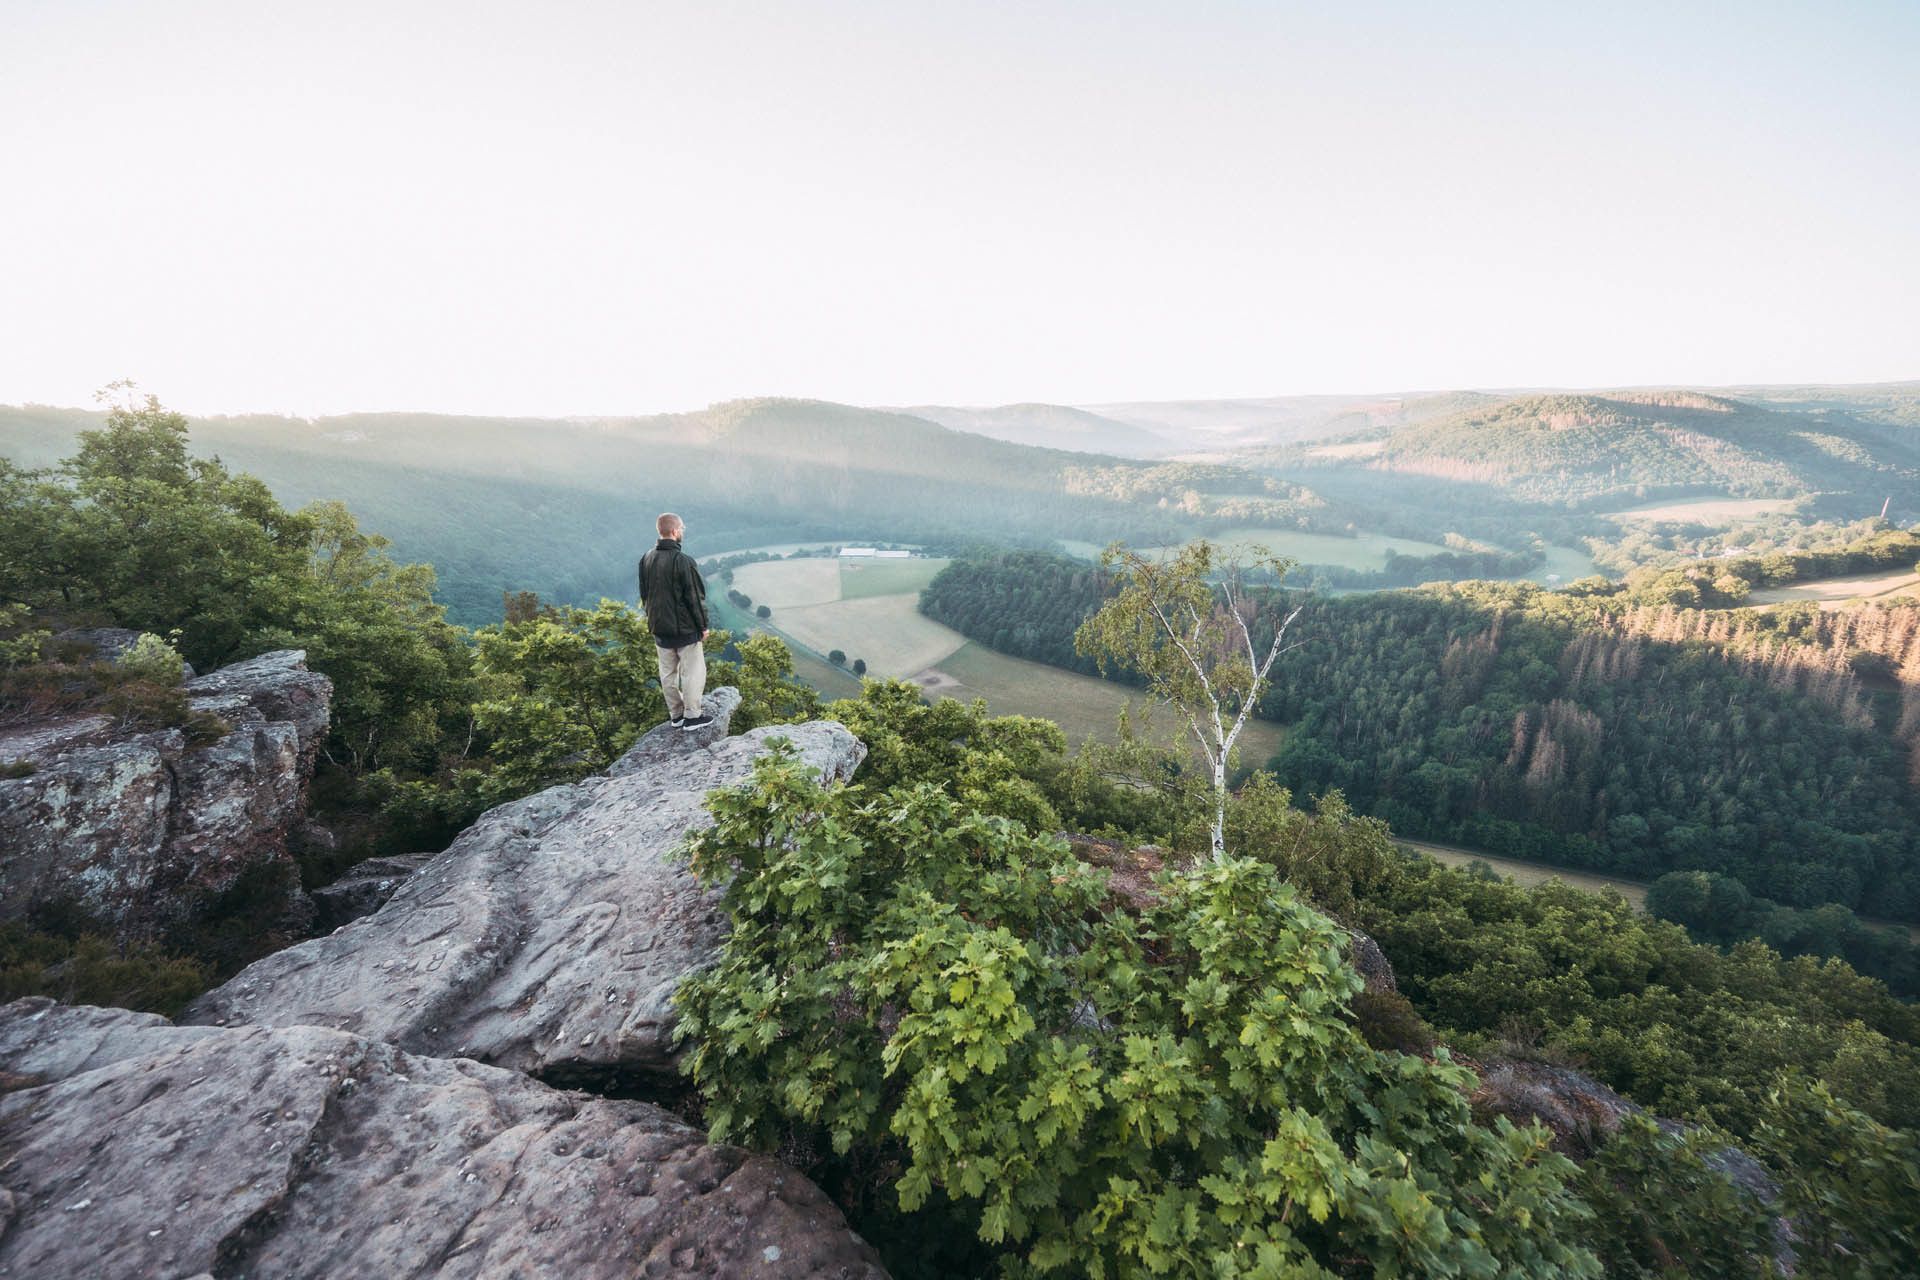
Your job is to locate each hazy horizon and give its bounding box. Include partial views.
[7,373,1920,426]
[4,1,1917,417]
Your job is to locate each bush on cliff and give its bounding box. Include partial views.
[0,923,208,1018]
[676,745,1601,1278]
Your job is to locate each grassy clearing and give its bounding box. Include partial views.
[712,594,863,697]
[922,641,1287,764]
[732,558,842,608]
[1602,497,1799,525]
[789,648,864,698]
[1526,544,1602,585]
[1746,569,1920,609]
[770,594,965,677]
[837,557,950,600]
[1305,440,1387,459]
[1398,838,1649,907]
[1400,838,1920,942]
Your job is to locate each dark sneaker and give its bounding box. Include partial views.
[679,714,714,731]
[669,716,685,728]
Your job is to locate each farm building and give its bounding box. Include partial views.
[840,547,877,558]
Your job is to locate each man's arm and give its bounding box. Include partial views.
[637,554,648,606]
[684,556,709,633]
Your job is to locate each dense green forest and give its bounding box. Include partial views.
[5,403,1918,1274]
[918,551,1920,933]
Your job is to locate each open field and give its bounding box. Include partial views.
[1525,544,1602,585]
[837,557,950,599]
[919,641,1286,763]
[710,594,864,696]
[1746,568,1920,609]
[728,557,964,675]
[730,556,950,605]
[724,557,1288,763]
[787,649,864,699]
[1305,440,1386,459]
[774,595,965,676]
[1401,838,1920,941]
[1399,838,1648,907]
[1602,497,1799,525]
[732,558,842,607]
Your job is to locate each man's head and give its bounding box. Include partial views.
[656,512,684,541]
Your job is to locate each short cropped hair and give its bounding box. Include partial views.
[656,512,683,537]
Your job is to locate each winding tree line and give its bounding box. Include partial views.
[1616,526,1920,609]
[918,550,1920,927]
[1304,542,1542,589]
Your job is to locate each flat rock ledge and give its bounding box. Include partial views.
[184,689,867,1082]
[0,999,887,1279]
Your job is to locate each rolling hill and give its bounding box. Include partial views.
[1274,390,1920,515]
[897,402,1174,456]
[0,399,1276,624]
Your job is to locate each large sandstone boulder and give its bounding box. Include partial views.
[185,689,867,1084]
[0,649,332,937]
[0,998,887,1279]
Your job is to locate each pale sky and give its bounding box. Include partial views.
[2,1,1916,417]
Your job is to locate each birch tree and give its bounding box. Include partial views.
[1075,540,1301,861]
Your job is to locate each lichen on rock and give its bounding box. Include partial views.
[0,648,333,939]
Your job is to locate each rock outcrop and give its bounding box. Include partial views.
[0,649,332,937]
[52,625,197,676]
[185,689,867,1084]
[1345,928,1397,995]
[1471,1058,1639,1157]
[0,998,888,1279]
[310,852,436,931]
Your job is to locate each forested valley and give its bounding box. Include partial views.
[920,547,1920,989]
[3,397,1919,1273]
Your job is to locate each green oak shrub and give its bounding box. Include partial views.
[675,746,1600,1278]
[1750,1079,1920,1277]
[1573,1116,1775,1279]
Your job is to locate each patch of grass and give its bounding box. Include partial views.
[731,558,843,608]
[925,641,1286,766]
[836,557,949,600]
[1601,497,1798,525]
[710,597,862,699]
[1745,568,1920,608]
[1399,838,1649,908]
[0,923,210,1017]
[770,595,966,678]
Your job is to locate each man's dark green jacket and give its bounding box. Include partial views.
[638,538,708,648]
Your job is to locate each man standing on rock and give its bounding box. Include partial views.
[638,513,712,730]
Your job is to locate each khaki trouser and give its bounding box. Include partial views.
[656,640,706,720]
